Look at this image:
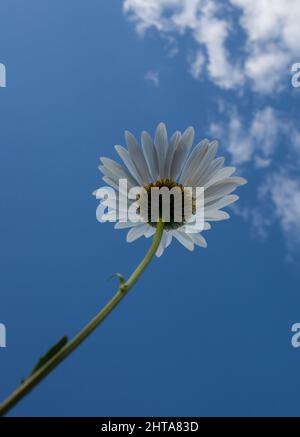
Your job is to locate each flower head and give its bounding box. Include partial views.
[95,123,247,256]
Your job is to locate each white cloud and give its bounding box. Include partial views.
[231,0,300,92]
[254,156,271,169]
[244,47,289,93]
[145,70,160,86]
[123,0,179,33]
[195,4,244,89]
[250,107,280,158]
[231,171,300,260]
[124,0,300,93]
[188,50,205,80]
[209,106,280,165]
[209,102,300,258]
[231,0,300,52]
[291,127,300,154]
[259,172,300,259]
[267,174,300,237]
[231,203,272,240]
[210,113,253,164]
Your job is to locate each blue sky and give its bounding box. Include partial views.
[1,0,300,416]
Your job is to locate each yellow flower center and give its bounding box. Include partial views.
[138,178,195,230]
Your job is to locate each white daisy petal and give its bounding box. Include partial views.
[154,122,168,178]
[100,157,138,186]
[126,224,149,242]
[227,176,247,185]
[166,231,173,248]
[193,140,218,181]
[125,131,152,183]
[141,131,159,181]
[173,230,194,251]
[204,166,237,189]
[99,165,135,190]
[114,145,145,185]
[194,156,225,187]
[102,176,120,191]
[191,233,207,248]
[205,210,230,221]
[170,131,181,144]
[182,214,211,233]
[204,178,246,203]
[156,230,168,257]
[165,131,181,178]
[180,139,209,184]
[144,226,156,238]
[186,141,218,187]
[204,185,238,203]
[170,126,194,180]
[115,221,142,229]
[205,194,239,209]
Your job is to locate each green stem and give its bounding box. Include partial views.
[0,221,164,416]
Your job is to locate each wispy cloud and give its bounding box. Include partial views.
[209,106,282,166]
[259,172,300,261]
[231,170,300,262]
[144,70,160,87]
[188,50,205,80]
[124,0,300,93]
[209,102,300,259]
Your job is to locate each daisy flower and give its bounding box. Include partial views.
[0,124,247,416]
[95,123,247,256]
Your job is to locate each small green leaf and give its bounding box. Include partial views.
[109,273,126,287]
[30,336,68,376]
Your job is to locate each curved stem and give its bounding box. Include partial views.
[0,221,164,416]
